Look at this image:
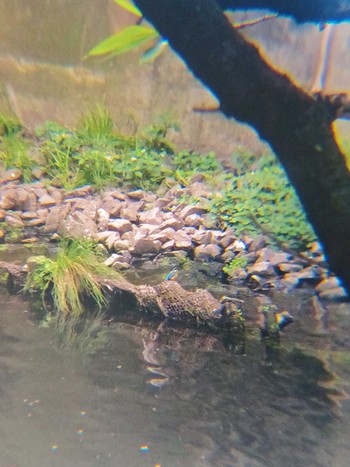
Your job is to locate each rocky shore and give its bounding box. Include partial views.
[0,168,348,302]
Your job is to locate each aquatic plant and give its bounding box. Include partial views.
[209,151,316,250]
[25,239,110,318]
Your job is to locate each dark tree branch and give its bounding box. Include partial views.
[216,0,350,23]
[134,0,350,294]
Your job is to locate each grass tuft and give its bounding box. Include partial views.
[25,239,111,318]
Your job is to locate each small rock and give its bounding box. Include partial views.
[32,168,44,179]
[105,232,120,250]
[184,214,203,227]
[268,252,293,266]
[108,219,133,235]
[59,211,97,239]
[194,244,222,261]
[0,190,17,210]
[247,261,274,277]
[160,218,184,231]
[5,215,25,228]
[315,276,343,294]
[126,190,145,200]
[38,193,56,206]
[178,205,207,219]
[192,230,213,245]
[131,238,162,255]
[1,168,22,182]
[318,287,348,301]
[277,263,303,274]
[99,197,123,217]
[113,239,130,251]
[139,207,164,225]
[43,205,70,233]
[248,235,267,252]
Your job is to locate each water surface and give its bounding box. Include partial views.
[0,292,350,466]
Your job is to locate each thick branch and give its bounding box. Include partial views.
[216,0,350,23]
[134,0,350,294]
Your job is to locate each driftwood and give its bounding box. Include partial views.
[0,260,244,332]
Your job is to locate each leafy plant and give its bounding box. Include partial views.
[209,152,316,250]
[86,0,168,64]
[25,239,110,318]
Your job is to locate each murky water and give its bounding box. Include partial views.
[1,291,350,467]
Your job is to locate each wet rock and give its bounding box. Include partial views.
[194,244,222,261]
[108,219,133,235]
[247,261,274,277]
[131,238,162,255]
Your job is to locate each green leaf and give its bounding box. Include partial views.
[139,39,168,64]
[88,26,159,57]
[114,0,142,17]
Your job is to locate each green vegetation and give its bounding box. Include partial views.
[25,239,111,318]
[86,0,168,65]
[0,107,315,251]
[35,107,220,191]
[0,112,22,136]
[209,151,316,250]
[0,133,35,182]
[223,256,249,276]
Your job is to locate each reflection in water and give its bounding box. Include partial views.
[0,295,349,467]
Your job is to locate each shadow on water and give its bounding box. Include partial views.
[0,290,350,466]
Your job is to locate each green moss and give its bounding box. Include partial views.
[223,256,249,276]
